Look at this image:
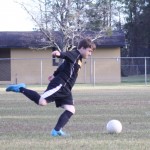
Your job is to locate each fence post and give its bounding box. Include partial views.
[90,56,93,84]
[40,59,43,87]
[93,59,95,86]
[84,61,87,84]
[145,57,147,85]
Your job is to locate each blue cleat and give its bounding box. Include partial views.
[51,129,67,137]
[6,83,26,93]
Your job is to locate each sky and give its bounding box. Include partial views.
[0,0,35,31]
[0,0,126,32]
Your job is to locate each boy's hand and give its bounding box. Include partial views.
[48,75,54,81]
[52,50,60,57]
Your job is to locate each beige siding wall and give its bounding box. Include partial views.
[94,47,121,83]
[10,48,57,84]
[76,47,121,83]
[8,47,120,84]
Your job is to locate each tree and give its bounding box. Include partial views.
[85,0,126,31]
[136,1,150,56]
[123,0,150,57]
[16,0,111,51]
[120,0,150,75]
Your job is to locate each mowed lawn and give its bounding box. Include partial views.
[0,84,150,150]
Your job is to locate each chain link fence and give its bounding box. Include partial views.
[121,57,150,84]
[0,57,150,85]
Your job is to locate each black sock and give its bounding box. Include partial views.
[54,110,73,131]
[20,87,40,105]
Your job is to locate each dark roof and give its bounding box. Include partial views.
[0,30,125,49]
[94,31,125,48]
[0,31,50,49]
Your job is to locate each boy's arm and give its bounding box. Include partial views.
[48,75,54,81]
[52,50,61,57]
[53,65,63,76]
[48,65,62,81]
[51,51,65,78]
[50,49,80,80]
[52,50,77,62]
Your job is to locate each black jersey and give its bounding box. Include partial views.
[52,49,82,90]
[42,49,82,107]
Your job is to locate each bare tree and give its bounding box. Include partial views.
[16,0,111,51]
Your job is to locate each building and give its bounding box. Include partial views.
[0,31,125,85]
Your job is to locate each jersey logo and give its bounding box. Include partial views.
[78,60,82,68]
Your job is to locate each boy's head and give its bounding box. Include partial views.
[77,38,96,59]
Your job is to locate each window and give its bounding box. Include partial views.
[52,47,61,66]
[0,48,11,81]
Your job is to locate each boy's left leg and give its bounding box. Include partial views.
[51,105,75,136]
[6,83,47,105]
[6,83,26,92]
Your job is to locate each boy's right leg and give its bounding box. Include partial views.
[51,105,75,137]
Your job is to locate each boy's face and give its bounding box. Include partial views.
[79,47,93,59]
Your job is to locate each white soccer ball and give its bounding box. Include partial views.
[106,120,122,134]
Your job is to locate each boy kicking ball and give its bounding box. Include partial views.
[6,38,96,137]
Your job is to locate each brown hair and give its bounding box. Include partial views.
[77,38,96,50]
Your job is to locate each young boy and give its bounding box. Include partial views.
[6,38,96,137]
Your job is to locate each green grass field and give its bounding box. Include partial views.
[0,84,150,150]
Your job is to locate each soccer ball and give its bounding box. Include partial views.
[106,120,122,134]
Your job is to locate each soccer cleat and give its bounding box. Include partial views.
[6,83,26,93]
[51,129,67,137]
